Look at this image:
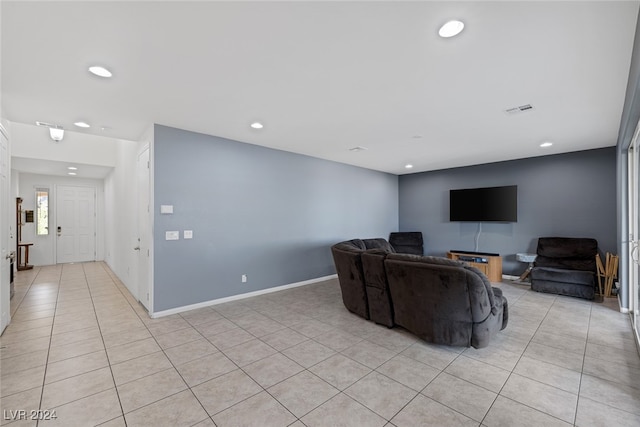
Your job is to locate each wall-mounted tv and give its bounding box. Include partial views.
[449,185,518,222]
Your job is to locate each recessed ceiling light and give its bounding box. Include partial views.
[540,142,553,148]
[74,121,90,128]
[67,166,78,170]
[250,122,264,129]
[439,20,465,38]
[405,164,414,169]
[88,66,112,78]
[68,172,77,176]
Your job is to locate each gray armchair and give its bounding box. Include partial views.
[530,237,598,300]
[389,232,424,255]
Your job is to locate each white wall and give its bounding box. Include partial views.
[17,173,105,266]
[104,126,152,298]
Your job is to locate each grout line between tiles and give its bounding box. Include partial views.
[34,265,62,427]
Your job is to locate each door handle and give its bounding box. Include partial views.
[5,251,15,261]
[57,226,62,237]
[134,246,140,251]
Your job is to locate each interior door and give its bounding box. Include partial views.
[136,148,151,310]
[0,126,10,333]
[56,185,96,264]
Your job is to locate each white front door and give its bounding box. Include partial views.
[137,148,151,310]
[0,126,10,333]
[56,185,96,264]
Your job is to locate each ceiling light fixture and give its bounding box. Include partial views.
[540,142,553,148]
[439,20,465,38]
[405,164,414,169]
[67,166,78,170]
[88,65,112,78]
[49,127,64,142]
[68,172,77,176]
[74,121,90,128]
[250,122,264,129]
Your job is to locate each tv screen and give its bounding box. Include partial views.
[449,185,517,222]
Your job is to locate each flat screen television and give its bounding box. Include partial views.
[449,185,517,222]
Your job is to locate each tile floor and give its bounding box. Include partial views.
[1,262,640,426]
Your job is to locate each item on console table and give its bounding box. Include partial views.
[447,251,502,282]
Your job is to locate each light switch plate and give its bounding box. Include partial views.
[165,231,179,240]
[184,230,193,239]
[160,205,174,214]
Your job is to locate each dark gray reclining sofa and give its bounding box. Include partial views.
[330,238,508,348]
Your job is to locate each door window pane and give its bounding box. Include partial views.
[36,188,49,235]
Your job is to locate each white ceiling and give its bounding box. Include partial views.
[11,157,113,180]
[2,1,638,176]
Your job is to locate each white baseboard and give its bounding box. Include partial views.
[618,293,630,313]
[151,274,338,318]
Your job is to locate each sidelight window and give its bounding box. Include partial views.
[36,188,49,235]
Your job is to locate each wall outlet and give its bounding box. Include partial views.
[241,274,247,283]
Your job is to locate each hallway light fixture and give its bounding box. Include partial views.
[49,127,64,142]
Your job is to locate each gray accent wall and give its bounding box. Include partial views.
[153,125,398,311]
[399,148,617,276]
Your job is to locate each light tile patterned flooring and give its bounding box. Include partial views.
[1,262,640,426]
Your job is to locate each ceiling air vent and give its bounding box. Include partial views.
[349,146,368,152]
[36,121,57,128]
[504,104,534,115]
